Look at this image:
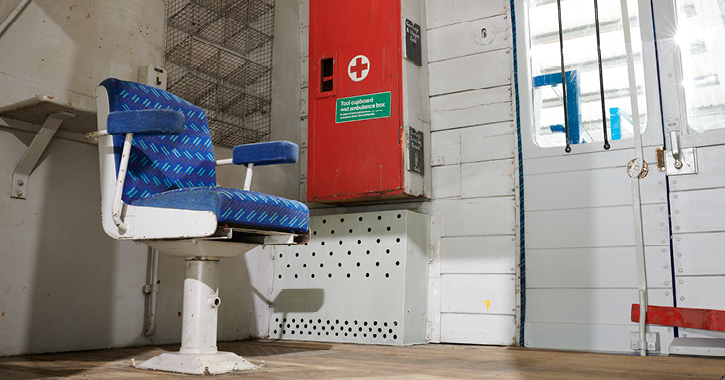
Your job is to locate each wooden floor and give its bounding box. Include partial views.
[1,340,724,379]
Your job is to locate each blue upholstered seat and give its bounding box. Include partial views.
[101,78,309,234]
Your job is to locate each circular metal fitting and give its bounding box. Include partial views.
[627,158,649,179]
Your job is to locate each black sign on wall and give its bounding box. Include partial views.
[404,19,422,66]
[408,127,424,175]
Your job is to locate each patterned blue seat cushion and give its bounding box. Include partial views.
[131,187,309,233]
[101,78,217,204]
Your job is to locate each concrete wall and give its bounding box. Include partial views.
[0,0,303,356]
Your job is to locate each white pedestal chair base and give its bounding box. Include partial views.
[136,256,260,375]
[137,351,256,375]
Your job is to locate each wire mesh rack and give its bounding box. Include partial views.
[165,0,275,148]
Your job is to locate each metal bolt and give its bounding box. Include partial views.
[16,190,22,196]
[678,268,683,273]
[675,209,680,214]
[665,291,670,296]
[677,237,681,241]
[665,281,669,286]
[17,179,24,186]
[680,296,685,301]
[660,206,664,210]
[674,194,678,199]
[673,180,678,184]
[679,279,684,284]
[677,253,682,257]
[662,248,667,253]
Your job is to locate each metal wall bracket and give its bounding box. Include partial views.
[630,331,660,352]
[11,112,76,199]
[665,148,698,176]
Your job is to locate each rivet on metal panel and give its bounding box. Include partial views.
[17,180,23,186]
[16,190,22,196]
[665,291,670,296]
[678,268,683,273]
[677,253,682,257]
[675,210,679,214]
[679,280,684,284]
[680,297,685,301]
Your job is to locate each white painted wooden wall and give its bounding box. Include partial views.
[297,0,520,346]
[425,0,518,345]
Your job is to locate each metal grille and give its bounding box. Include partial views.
[165,0,275,148]
[270,211,429,346]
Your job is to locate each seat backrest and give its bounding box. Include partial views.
[100,79,217,203]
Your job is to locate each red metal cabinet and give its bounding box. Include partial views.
[307,0,429,203]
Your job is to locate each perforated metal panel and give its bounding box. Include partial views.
[270,210,429,346]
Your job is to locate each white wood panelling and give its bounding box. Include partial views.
[523,146,662,176]
[299,26,309,58]
[428,14,510,63]
[300,118,308,148]
[429,49,511,96]
[525,323,673,353]
[669,145,725,191]
[427,277,442,342]
[440,313,517,345]
[425,0,517,346]
[676,276,725,310]
[299,0,309,28]
[460,159,515,198]
[431,165,461,199]
[674,232,725,276]
[300,87,308,117]
[524,167,667,211]
[440,236,516,274]
[430,86,512,130]
[300,56,309,88]
[525,204,670,249]
[432,198,516,237]
[426,0,509,30]
[430,129,461,166]
[526,247,672,289]
[460,122,515,163]
[299,147,308,179]
[442,274,516,314]
[527,288,673,325]
[671,188,725,234]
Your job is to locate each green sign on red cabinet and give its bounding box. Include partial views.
[335,92,391,123]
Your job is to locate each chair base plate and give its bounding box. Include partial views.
[137,351,257,375]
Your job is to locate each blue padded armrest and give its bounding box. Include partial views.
[232,141,299,166]
[107,109,185,135]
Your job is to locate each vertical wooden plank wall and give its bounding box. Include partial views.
[425,0,518,345]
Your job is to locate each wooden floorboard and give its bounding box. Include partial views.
[1,340,724,379]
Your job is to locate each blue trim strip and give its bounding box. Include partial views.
[511,0,526,347]
[533,71,583,144]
